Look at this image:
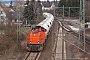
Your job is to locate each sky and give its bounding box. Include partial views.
[37,0,60,1]
[2,0,60,1]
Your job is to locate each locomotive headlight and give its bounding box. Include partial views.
[38,41,39,43]
[30,41,31,43]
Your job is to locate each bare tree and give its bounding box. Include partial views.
[13,0,25,20]
[0,1,3,7]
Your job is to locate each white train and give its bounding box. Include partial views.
[37,12,54,35]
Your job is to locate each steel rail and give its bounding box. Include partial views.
[22,52,40,60]
[57,20,90,55]
[58,20,90,45]
[23,52,31,60]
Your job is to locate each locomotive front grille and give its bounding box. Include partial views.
[27,44,41,51]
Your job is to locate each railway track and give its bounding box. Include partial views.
[58,20,90,45]
[22,52,41,60]
[15,51,41,60]
[57,20,90,57]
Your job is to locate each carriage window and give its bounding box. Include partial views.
[50,22,51,25]
[47,25,49,27]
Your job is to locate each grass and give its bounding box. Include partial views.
[0,30,4,34]
[31,24,37,27]
[19,24,37,32]
[20,27,31,31]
